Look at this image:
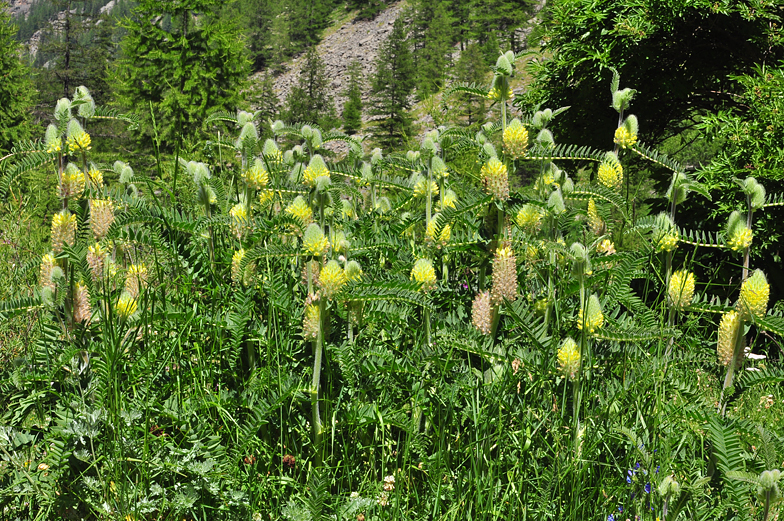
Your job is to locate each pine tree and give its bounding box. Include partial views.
[411,0,454,99]
[470,0,533,54]
[112,0,249,147]
[453,42,488,129]
[341,61,364,135]
[285,47,339,128]
[34,0,116,111]
[0,2,34,152]
[370,18,415,147]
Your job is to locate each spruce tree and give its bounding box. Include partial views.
[341,61,364,135]
[453,42,488,129]
[0,2,34,152]
[113,0,249,147]
[411,1,454,99]
[285,47,338,128]
[370,18,415,147]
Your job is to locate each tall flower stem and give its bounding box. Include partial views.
[718,323,746,417]
[311,298,326,466]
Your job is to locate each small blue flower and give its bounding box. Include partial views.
[635,462,641,470]
[656,465,660,474]
[626,475,631,484]
[618,506,623,513]
[608,515,615,521]
[645,482,651,494]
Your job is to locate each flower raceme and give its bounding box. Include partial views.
[578,294,604,334]
[89,199,115,240]
[303,155,330,188]
[481,157,509,201]
[318,260,347,298]
[51,212,77,253]
[115,293,138,319]
[242,158,269,190]
[490,246,517,305]
[303,304,320,340]
[717,310,742,366]
[668,270,695,311]
[286,196,313,225]
[411,259,437,291]
[303,223,329,256]
[557,338,580,380]
[59,164,86,199]
[472,291,492,335]
[739,269,769,320]
[503,119,529,159]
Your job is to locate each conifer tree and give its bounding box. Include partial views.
[370,18,415,147]
[285,47,338,128]
[0,2,34,152]
[453,42,488,129]
[341,61,364,135]
[411,0,454,99]
[113,0,249,147]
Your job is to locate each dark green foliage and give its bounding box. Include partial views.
[112,0,250,147]
[33,0,118,114]
[370,18,415,147]
[341,60,363,134]
[410,0,454,99]
[524,0,784,150]
[470,0,533,52]
[452,42,488,128]
[285,47,339,129]
[0,5,33,153]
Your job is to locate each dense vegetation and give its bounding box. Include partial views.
[2,1,784,520]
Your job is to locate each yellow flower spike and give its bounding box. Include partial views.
[472,291,492,335]
[668,270,695,311]
[318,260,347,298]
[481,157,509,201]
[303,304,320,340]
[614,125,637,149]
[503,119,529,159]
[303,223,329,256]
[727,227,753,251]
[587,198,603,234]
[431,156,449,179]
[66,119,91,153]
[516,204,543,232]
[577,294,604,334]
[51,211,77,253]
[45,124,61,154]
[491,246,517,305]
[487,87,501,101]
[39,253,57,292]
[231,249,245,285]
[87,243,107,283]
[242,158,269,190]
[285,196,313,226]
[303,154,330,187]
[89,199,115,240]
[739,269,769,320]
[717,310,742,366]
[413,178,439,198]
[411,258,437,291]
[86,165,103,189]
[73,282,91,324]
[657,233,679,252]
[229,203,249,239]
[125,264,147,300]
[345,260,363,282]
[60,164,86,199]
[557,337,580,380]
[115,293,138,319]
[597,160,623,190]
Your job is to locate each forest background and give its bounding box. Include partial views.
[1,0,784,520]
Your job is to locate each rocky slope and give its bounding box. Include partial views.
[253,2,407,117]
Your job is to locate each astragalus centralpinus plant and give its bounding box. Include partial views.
[3,47,784,521]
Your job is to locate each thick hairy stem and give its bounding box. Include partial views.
[311,298,326,465]
[424,309,431,346]
[742,205,753,282]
